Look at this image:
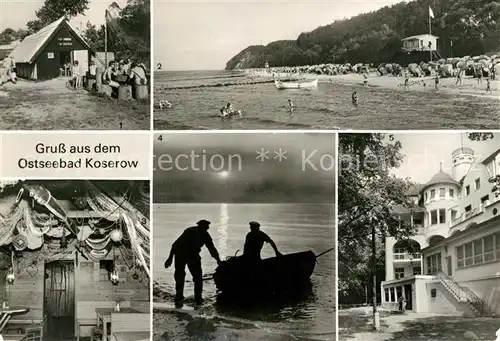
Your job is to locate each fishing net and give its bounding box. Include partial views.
[84,181,150,279]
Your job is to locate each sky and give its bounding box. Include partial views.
[154,0,407,71]
[0,0,129,32]
[391,132,500,184]
[153,132,336,203]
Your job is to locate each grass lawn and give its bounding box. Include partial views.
[339,307,499,341]
[338,309,390,339]
[390,316,499,341]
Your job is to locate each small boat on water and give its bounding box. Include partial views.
[274,79,318,90]
[213,250,316,295]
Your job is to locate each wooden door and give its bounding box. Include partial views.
[44,261,75,339]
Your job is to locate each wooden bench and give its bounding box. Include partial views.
[3,315,47,341]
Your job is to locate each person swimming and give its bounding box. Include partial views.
[220,103,241,117]
[158,100,172,109]
[220,103,232,116]
[288,99,295,113]
[352,91,358,105]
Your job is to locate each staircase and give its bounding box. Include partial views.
[437,272,487,316]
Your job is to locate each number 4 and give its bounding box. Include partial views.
[157,135,163,141]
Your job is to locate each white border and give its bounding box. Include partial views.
[149,0,155,336]
[334,132,339,341]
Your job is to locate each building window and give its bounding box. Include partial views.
[465,242,473,266]
[430,189,435,199]
[395,268,405,279]
[426,253,441,274]
[385,288,390,302]
[475,178,481,190]
[439,209,446,224]
[431,288,437,298]
[390,287,395,302]
[413,219,422,227]
[439,188,445,198]
[396,286,402,300]
[413,267,422,275]
[465,205,472,214]
[449,189,454,197]
[473,239,483,264]
[481,195,490,207]
[457,246,464,268]
[394,247,406,259]
[457,233,500,269]
[99,260,114,282]
[496,233,500,260]
[431,210,438,225]
[466,185,470,195]
[484,235,494,262]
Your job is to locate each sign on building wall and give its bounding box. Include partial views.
[58,37,73,47]
[47,52,54,59]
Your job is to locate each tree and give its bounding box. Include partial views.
[0,28,28,45]
[26,0,90,34]
[83,0,150,63]
[225,0,500,69]
[338,133,415,308]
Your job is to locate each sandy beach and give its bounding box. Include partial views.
[248,70,500,100]
[0,77,150,130]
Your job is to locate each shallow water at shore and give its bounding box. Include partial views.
[153,203,336,341]
[154,70,499,130]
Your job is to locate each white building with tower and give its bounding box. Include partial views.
[381,145,500,316]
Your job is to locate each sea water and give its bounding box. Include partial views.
[154,70,499,130]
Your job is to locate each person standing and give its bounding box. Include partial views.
[164,220,221,305]
[243,221,282,261]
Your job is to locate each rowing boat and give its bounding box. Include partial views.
[274,79,318,90]
[213,250,316,295]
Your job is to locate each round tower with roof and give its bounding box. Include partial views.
[420,169,460,247]
[452,147,474,182]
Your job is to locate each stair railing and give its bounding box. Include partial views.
[437,271,486,315]
[437,271,466,301]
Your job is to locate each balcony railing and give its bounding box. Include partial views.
[394,252,422,261]
[450,206,484,228]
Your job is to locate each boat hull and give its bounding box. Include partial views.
[274,79,318,89]
[213,250,316,295]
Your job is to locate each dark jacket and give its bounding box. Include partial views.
[243,230,271,260]
[172,226,219,260]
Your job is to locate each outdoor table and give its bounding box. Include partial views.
[0,307,29,333]
[95,308,140,341]
[112,331,149,341]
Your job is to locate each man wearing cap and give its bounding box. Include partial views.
[164,219,221,305]
[243,221,282,261]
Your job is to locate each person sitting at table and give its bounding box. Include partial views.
[129,61,148,85]
[102,61,120,88]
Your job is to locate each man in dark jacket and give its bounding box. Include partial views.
[243,221,282,261]
[165,219,221,305]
